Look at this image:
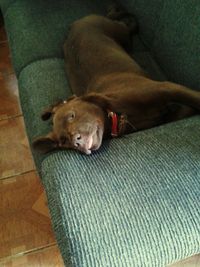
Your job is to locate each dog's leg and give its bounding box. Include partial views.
[107,4,138,34]
[163,104,196,123]
[87,15,133,53]
[150,81,199,122]
[160,81,200,111]
[126,80,199,126]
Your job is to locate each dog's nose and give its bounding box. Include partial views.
[71,133,93,154]
[73,133,82,147]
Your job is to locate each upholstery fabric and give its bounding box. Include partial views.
[42,117,200,267]
[151,1,200,89]
[0,0,15,13]
[1,0,200,266]
[18,58,70,169]
[116,0,164,47]
[3,0,108,76]
[118,0,200,90]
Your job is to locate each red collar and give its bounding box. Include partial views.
[108,111,119,137]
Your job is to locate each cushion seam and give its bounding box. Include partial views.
[17,56,64,78]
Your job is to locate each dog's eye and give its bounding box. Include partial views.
[67,111,75,122]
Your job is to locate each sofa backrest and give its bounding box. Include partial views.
[119,0,200,90]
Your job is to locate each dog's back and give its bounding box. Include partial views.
[63,15,144,96]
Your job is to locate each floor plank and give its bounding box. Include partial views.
[1,245,64,267]
[0,74,22,120]
[169,254,200,267]
[0,171,56,259]
[0,116,35,179]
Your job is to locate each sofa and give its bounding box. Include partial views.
[1,0,200,266]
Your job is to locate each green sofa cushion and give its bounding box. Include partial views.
[119,0,200,90]
[18,58,69,168]
[152,1,200,89]
[0,0,15,13]
[3,0,108,76]
[42,116,200,267]
[117,0,164,47]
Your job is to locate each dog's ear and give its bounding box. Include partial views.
[41,95,77,121]
[41,107,55,121]
[32,132,58,153]
[67,94,77,101]
[41,100,64,121]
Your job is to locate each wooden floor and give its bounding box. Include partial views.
[0,25,64,266]
[0,24,199,267]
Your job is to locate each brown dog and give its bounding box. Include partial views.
[33,14,200,155]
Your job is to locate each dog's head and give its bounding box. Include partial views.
[33,94,111,155]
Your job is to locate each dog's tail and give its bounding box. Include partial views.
[107,3,138,34]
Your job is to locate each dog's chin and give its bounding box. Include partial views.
[80,126,104,155]
[92,127,103,150]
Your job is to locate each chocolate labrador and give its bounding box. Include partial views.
[33,12,200,155]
